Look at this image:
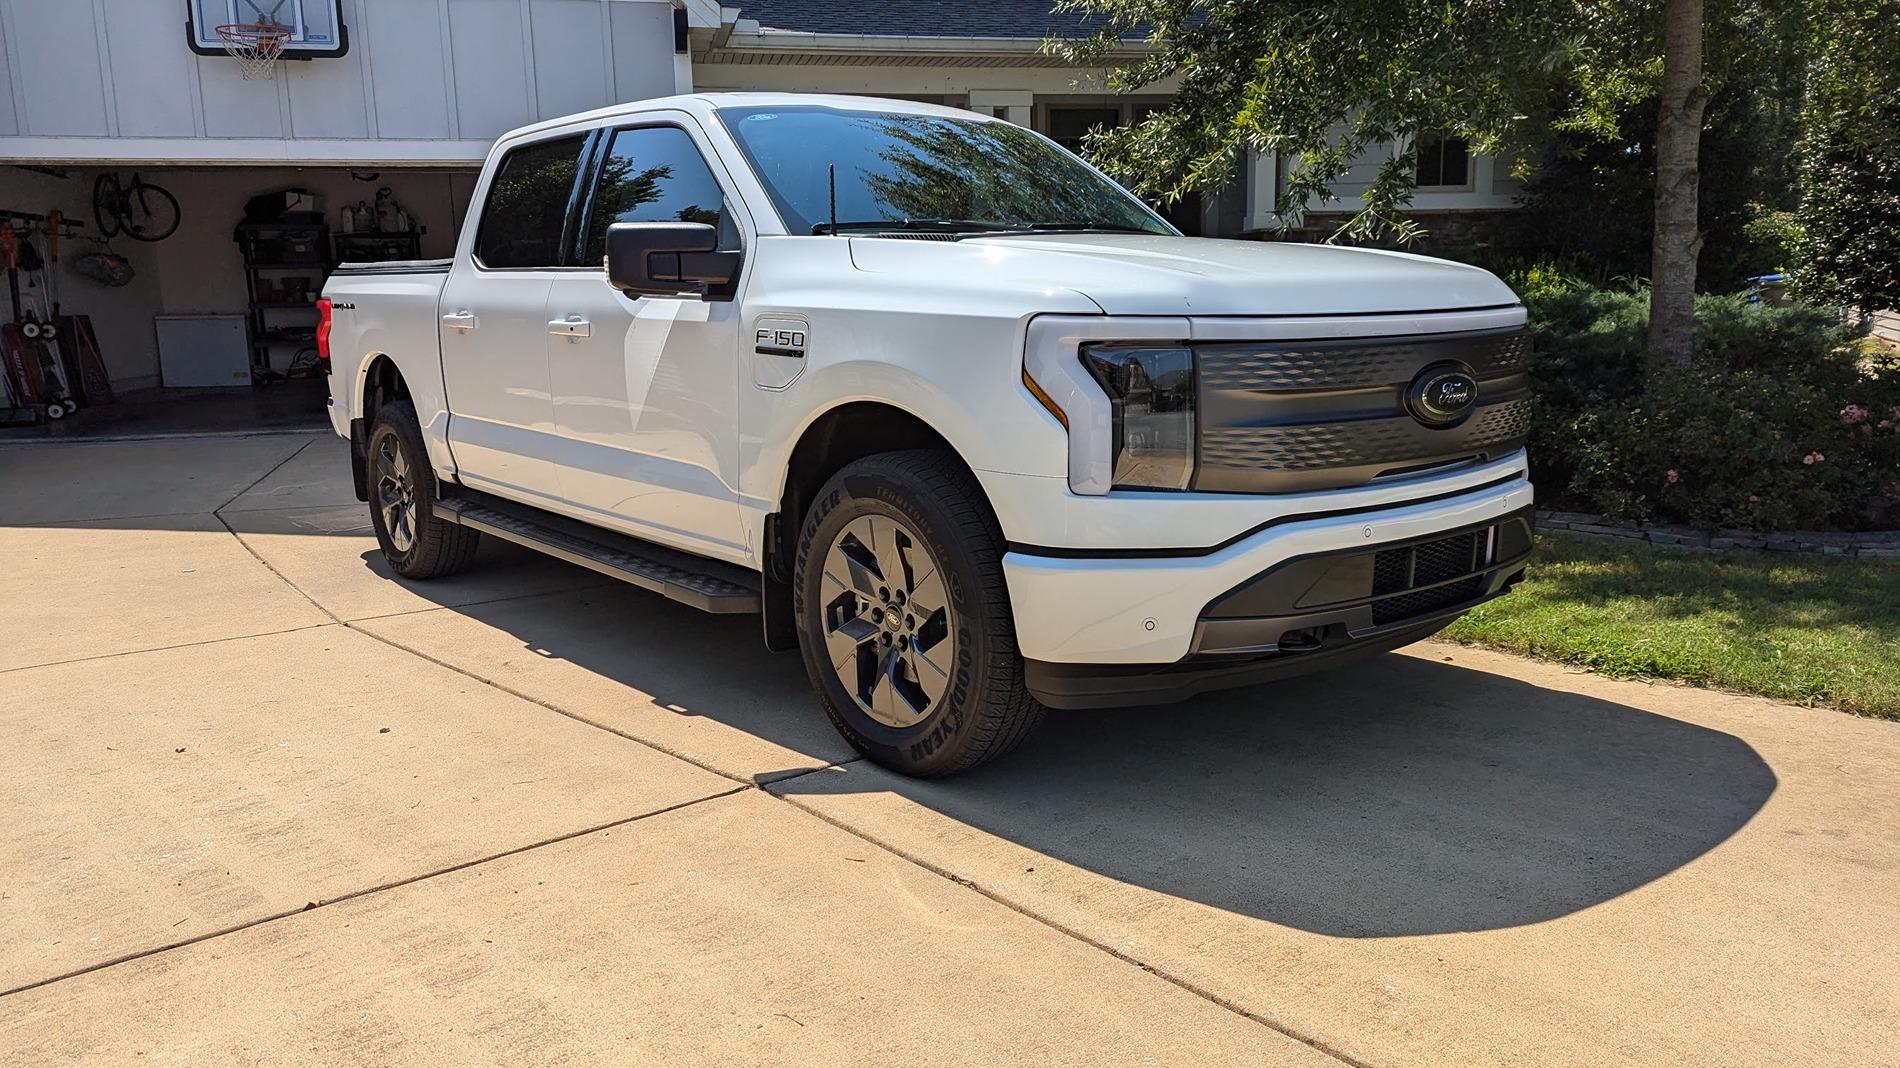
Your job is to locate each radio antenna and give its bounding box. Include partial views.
[827,164,838,236]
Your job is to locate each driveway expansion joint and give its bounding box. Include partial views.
[214,436,318,515]
[766,788,1370,1068]
[0,784,753,1002]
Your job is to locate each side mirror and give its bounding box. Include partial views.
[605,221,741,301]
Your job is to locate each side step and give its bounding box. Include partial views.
[434,493,761,614]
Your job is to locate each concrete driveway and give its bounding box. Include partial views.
[1,431,1895,1067]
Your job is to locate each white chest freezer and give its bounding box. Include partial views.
[156,314,250,388]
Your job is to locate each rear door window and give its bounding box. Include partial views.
[581,125,731,265]
[475,135,587,269]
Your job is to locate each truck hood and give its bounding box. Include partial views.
[848,232,1519,316]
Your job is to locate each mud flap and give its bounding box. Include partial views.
[349,417,369,502]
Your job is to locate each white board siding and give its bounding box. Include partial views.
[197,54,285,139]
[0,7,16,136]
[0,0,678,164]
[530,0,612,123]
[449,0,534,139]
[366,0,456,139]
[102,0,197,137]
[286,0,371,140]
[612,0,679,102]
[6,0,111,136]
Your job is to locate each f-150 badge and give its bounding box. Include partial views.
[754,319,808,358]
[752,316,809,390]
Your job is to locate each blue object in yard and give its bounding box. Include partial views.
[1746,273,1790,305]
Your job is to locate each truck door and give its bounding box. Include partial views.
[438,133,588,503]
[544,119,749,563]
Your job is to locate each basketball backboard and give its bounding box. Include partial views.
[186,0,349,60]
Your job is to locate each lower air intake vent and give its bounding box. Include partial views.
[1371,576,1485,626]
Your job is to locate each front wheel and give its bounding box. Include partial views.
[794,450,1044,777]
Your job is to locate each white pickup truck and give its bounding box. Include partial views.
[321,93,1535,777]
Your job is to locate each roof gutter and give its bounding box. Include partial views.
[698,8,1152,65]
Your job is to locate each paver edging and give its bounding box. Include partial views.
[1537,509,1900,558]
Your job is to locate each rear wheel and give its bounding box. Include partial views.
[366,400,480,579]
[794,450,1043,777]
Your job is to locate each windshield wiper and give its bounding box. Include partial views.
[1024,222,1156,233]
[812,219,1016,235]
[957,221,1163,240]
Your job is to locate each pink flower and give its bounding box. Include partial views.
[1802,452,1826,465]
[1666,469,1679,484]
[1842,404,1869,425]
[1748,495,1761,503]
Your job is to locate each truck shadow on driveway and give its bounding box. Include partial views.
[776,653,1778,937]
[447,582,1777,939]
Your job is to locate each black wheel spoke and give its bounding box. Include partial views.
[820,510,955,730]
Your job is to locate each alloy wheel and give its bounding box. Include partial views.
[819,513,955,728]
[374,434,418,554]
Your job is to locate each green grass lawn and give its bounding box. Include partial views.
[1443,532,1900,718]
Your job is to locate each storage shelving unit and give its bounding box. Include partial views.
[234,221,331,380]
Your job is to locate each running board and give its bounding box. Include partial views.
[434,495,761,614]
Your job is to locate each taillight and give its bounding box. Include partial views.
[315,297,334,373]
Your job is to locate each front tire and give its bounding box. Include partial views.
[794,450,1044,777]
[366,400,480,579]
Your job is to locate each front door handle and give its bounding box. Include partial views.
[441,310,480,331]
[548,316,591,339]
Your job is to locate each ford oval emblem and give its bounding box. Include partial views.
[1406,364,1480,427]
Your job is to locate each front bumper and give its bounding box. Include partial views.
[1001,478,1534,707]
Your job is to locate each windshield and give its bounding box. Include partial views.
[715,104,1175,236]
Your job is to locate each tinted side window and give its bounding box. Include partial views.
[475,135,586,269]
[583,126,728,264]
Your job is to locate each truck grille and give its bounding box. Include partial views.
[1369,531,1488,626]
[1192,327,1531,494]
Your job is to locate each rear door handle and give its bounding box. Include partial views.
[441,310,479,331]
[548,316,591,339]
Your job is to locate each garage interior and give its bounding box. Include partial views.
[0,163,478,436]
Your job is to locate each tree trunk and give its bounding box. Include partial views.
[1648,0,1709,366]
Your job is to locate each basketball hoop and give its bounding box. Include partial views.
[217,21,291,80]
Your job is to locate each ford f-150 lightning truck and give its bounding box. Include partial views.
[322,93,1535,777]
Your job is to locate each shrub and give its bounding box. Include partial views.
[1792,0,1900,313]
[1524,281,1900,531]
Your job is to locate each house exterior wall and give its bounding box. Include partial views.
[0,0,681,165]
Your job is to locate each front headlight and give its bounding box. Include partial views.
[1078,343,1196,490]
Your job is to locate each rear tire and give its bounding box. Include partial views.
[366,400,480,579]
[794,450,1044,777]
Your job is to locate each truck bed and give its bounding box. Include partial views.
[330,259,453,276]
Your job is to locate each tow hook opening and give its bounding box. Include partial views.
[1277,627,1325,653]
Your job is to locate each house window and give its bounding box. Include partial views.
[1414,133,1471,189]
[1045,106,1121,154]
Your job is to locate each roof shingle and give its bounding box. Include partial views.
[737,0,1116,40]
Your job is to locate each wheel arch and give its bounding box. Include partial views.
[759,399,995,652]
[348,353,410,501]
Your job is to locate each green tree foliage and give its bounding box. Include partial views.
[859,115,1160,227]
[1793,0,1900,311]
[1049,0,1660,244]
[1503,76,1801,292]
[1049,0,1819,365]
